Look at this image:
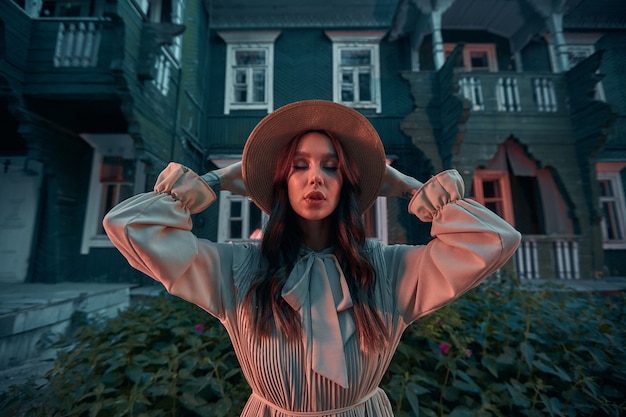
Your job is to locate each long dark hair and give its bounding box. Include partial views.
[243,130,389,351]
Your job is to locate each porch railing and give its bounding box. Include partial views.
[515,235,580,280]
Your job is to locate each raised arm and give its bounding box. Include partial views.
[103,162,253,320]
[383,169,521,324]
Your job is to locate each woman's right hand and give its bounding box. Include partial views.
[380,165,422,200]
[211,161,248,196]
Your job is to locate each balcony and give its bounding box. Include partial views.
[20,17,123,98]
[456,72,567,115]
[515,235,581,280]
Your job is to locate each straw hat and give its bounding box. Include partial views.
[242,100,386,214]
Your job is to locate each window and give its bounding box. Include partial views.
[597,163,626,249]
[444,43,498,72]
[219,31,281,114]
[218,192,267,243]
[81,134,145,254]
[98,157,136,233]
[472,169,514,225]
[326,31,385,113]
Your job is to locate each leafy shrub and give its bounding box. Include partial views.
[384,279,626,416]
[1,279,625,416]
[1,293,250,417]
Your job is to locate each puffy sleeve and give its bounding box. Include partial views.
[384,169,521,324]
[102,162,254,321]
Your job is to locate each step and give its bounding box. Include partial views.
[0,282,136,370]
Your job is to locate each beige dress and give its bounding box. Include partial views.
[103,163,521,417]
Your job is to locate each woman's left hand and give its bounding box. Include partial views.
[379,165,423,199]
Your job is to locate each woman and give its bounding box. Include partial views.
[104,100,521,416]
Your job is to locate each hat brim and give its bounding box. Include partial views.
[242,100,386,214]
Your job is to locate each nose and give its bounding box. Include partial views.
[309,166,323,185]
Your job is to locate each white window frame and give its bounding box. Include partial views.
[444,43,498,72]
[211,156,268,243]
[545,33,605,101]
[597,162,626,249]
[218,31,281,114]
[364,197,388,244]
[326,31,385,113]
[472,169,515,226]
[80,134,145,254]
[217,191,268,244]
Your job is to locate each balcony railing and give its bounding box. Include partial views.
[54,20,103,67]
[456,72,566,114]
[515,235,581,280]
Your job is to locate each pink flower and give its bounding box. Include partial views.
[436,319,442,326]
[439,342,451,355]
[466,349,473,357]
[194,324,205,332]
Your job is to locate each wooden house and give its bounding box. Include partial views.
[0,0,624,284]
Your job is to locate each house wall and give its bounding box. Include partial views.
[201,26,432,245]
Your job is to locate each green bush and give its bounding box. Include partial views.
[2,279,625,416]
[384,279,626,416]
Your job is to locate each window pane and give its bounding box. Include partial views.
[101,184,118,220]
[234,87,247,103]
[252,69,266,102]
[248,203,263,239]
[236,50,266,65]
[358,72,371,101]
[341,49,371,66]
[235,69,247,84]
[486,201,502,214]
[230,200,242,217]
[599,179,612,197]
[602,201,623,240]
[101,157,135,182]
[97,183,135,234]
[230,220,242,239]
[341,70,354,101]
[341,85,354,102]
[470,51,489,69]
[482,180,501,198]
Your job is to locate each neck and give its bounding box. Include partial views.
[297,218,333,252]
